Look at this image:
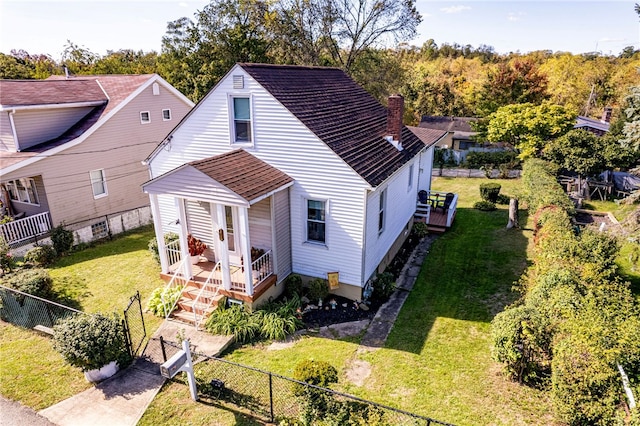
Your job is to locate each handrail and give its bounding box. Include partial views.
[193,261,222,330]
[251,250,273,284]
[161,257,188,319]
[165,238,182,269]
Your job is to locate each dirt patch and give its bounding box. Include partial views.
[345,358,372,387]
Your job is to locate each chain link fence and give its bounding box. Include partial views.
[0,285,82,330]
[155,339,454,426]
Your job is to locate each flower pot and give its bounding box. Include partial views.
[190,255,200,265]
[84,361,118,383]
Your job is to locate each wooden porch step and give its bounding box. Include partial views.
[182,286,223,303]
[177,297,219,314]
[170,310,198,326]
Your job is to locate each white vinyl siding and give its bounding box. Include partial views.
[273,189,292,280]
[408,164,414,191]
[90,169,107,198]
[147,66,372,286]
[248,198,272,250]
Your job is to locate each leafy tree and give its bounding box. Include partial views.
[93,50,159,74]
[619,86,640,152]
[542,129,607,178]
[478,103,576,159]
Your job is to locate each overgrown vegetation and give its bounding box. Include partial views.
[148,232,179,264]
[50,224,74,256]
[491,159,640,425]
[145,285,184,317]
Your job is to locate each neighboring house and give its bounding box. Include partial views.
[0,74,194,248]
[142,63,451,317]
[419,116,478,151]
[575,107,612,137]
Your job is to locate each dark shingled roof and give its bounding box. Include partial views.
[190,150,293,203]
[407,126,447,148]
[0,79,108,107]
[239,63,426,187]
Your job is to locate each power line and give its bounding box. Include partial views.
[4,140,162,159]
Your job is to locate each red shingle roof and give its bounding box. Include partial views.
[190,150,293,203]
[407,126,447,148]
[239,63,426,187]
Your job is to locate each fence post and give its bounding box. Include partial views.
[121,318,133,358]
[269,372,274,423]
[160,335,167,362]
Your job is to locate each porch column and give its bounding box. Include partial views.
[215,204,232,291]
[238,206,253,296]
[176,198,193,279]
[149,194,169,274]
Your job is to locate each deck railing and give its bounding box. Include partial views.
[229,250,273,295]
[417,191,458,228]
[0,212,51,246]
[165,238,182,268]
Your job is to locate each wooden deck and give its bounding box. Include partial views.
[415,208,454,233]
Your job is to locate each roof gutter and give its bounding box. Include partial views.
[0,100,106,112]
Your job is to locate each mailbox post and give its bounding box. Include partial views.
[160,339,198,401]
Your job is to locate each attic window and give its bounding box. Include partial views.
[231,97,252,144]
[233,75,244,89]
[140,111,150,124]
[162,109,171,121]
[152,82,160,95]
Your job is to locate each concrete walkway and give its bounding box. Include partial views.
[38,321,234,426]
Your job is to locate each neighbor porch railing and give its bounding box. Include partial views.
[0,212,51,246]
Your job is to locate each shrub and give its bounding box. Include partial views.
[495,194,511,205]
[0,236,16,273]
[474,201,497,211]
[24,244,57,266]
[53,313,129,372]
[256,310,301,341]
[292,359,338,396]
[50,224,74,255]
[465,150,521,169]
[307,278,329,302]
[372,272,395,301]
[4,268,53,298]
[412,221,429,238]
[284,273,303,299]
[148,232,179,264]
[205,303,260,343]
[480,182,502,202]
[145,286,184,317]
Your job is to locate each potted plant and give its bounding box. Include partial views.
[187,234,207,264]
[53,313,129,382]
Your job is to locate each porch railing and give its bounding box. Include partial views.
[165,238,182,268]
[0,212,51,246]
[193,261,222,331]
[229,249,274,294]
[417,191,458,228]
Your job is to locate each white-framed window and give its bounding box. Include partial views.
[378,189,386,234]
[162,109,171,121]
[225,205,236,252]
[140,111,150,124]
[90,169,107,198]
[4,178,39,205]
[408,164,414,191]
[306,199,326,244]
[231,96,252,144]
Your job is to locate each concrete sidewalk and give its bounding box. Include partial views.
[39,320,234,426]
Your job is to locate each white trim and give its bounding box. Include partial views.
[140,111,151,124]
[8,110,19,150]
[249,181,294,205]
[90,168,108,199]
[304,197,328,246]
[162,108,172,121]
[0,100,106,112]
[377,187,387,236]
[2,74,194,175]
[228,94,254,147]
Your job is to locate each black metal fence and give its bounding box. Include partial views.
[0,284,82,330]
[122,291,146,357]
[155,338,454,426]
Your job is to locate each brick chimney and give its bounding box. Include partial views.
[601,107,612,123]
[386,94,404,146]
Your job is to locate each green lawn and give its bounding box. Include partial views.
[0,225,166,409]
[142,177,557,425]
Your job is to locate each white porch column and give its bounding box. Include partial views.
[216,204,232,291]
[238,206,253,296]
[149,194,169,274]
[176,198,193,279]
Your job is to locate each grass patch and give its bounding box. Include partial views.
[0,321,90,409]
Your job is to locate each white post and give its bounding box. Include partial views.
[176,198,192,279]
[238,207,253,295]
[216,204,232,291]
[618,363,637,409]
[183,340,198,401]
[149,194,169,273]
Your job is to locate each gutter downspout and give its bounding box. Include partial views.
[360,187,369,294]
[8,109,19,151]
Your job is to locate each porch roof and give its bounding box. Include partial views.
[143,149,293,206]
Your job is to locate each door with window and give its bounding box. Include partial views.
[224,205,241,265]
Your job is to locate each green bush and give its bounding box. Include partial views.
[205,303,260,343]
[0,236,16,273]
[148,232,179,264]
[495,194,511,205]
[50,224,74,255]
[24,245,57,266]
[145,286,184,317]
[4,268,53,298]
[474,201,497,211]
[53,313,129,372]
[307,278,329,303]
[412,221,429,238]
[284,273,303,299]
[465,150,521,169]
[480,182,502,202]
[292,359,338,396]
[372,272,395,301]
[521,159,574,214]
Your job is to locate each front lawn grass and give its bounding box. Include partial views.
[143,177,556,425]
[0,225,166,409]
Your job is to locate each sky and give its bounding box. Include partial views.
[0,0,638,60]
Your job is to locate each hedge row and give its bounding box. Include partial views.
[521,158,574,215]
[463,150,521,169]
[491,159,640,425]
